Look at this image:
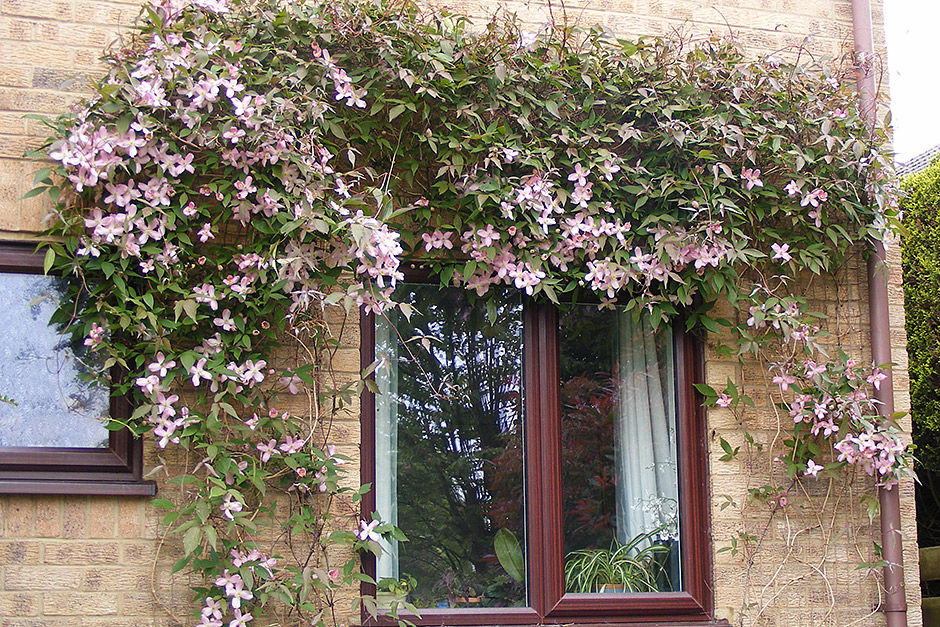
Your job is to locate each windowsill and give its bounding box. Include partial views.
[0,479,156,496]
[367,618,731,627]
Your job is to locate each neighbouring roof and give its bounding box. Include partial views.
[898,143,940,177]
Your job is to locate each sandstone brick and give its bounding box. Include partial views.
[41,592,119,616]
[82,567,151,592]
[32,496,59,538]
[81,620,167,627]
[0,541,40,565]
[118,592,173,617]
[120,541,163,566]
[0,15,34,40]
[1,0,72,19]
[42,541,120,565]
[0,65,31,88]
[17,175,50,233]
[0,89,74,114]
[31,20,61,43]
[0,112,26,136]
[326,347,361,374]
[0,592,39,616]
[3,496,33,537]
[60,497,85,539]
[30,68,88,93]
[0,619,82,627]
[72,48,109,71]
[0,43,73,70]
[3,566,81,591]
[86,500,115,539]
[72,0,138,25]
[116,500,142,538]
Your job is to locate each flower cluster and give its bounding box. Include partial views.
[767,356,911,487]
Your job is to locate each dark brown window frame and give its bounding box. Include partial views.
[360,279,719,627]
[0,242,155,496]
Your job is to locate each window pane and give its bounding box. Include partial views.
[0,273,110,448]
[559,307,680,593]
[374,283,527,609]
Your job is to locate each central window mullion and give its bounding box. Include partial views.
[524,303,565,617]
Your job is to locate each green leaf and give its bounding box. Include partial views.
[32,167,51,185]
[182,299,198,322]
[171,554,192,574]
[203,525,218,550]
[720,438,734,455]
[388,104,406,121]
[494,528,525,582]
[183,525,202,555]
[21,186,47,199]
[699,316,720,333]
[545,100,559,118]
[43,248,55,275]
[115,113,134,136]
[693,383,716,398]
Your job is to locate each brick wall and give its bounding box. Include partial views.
[0,0,918,626]
[702,248,920,627]
[0,446,196,626]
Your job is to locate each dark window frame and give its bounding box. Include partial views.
[360,275,716,626]
[0,242,155,496]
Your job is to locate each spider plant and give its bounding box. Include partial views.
[564,528,673,593]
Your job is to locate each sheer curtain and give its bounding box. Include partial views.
[374,317,399,581]
[614,313,679,548]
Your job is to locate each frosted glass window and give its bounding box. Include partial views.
[0,272,109,448]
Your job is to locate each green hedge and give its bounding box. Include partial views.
[902,155,940,546]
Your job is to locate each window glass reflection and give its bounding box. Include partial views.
[374,284,527,608]
[560,306,680,593]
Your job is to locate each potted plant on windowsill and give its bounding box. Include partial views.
[376,574,416,609]
[564,527,673,594]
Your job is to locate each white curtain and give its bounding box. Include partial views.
[374,316,399,581]
[614,313,679,548]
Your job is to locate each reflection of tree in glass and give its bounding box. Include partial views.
[391,285,525,608]
[42,278,108,420]
[558,307,620,555]
[556,307,680,592]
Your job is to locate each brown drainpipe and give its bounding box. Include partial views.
[851,0,907,625]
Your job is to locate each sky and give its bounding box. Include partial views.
[884,0,940,164]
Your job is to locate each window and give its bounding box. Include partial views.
[0,243,154,496]
[361,278,712,625]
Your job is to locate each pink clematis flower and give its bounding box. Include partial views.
[422,230,453,251]
[801,188,828,208]
[771,243,792,262]
[804,459,824,478]
[220,495,243,520]
[357,519,381,542]
[740,168,763,190]
[257,440,278,462]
